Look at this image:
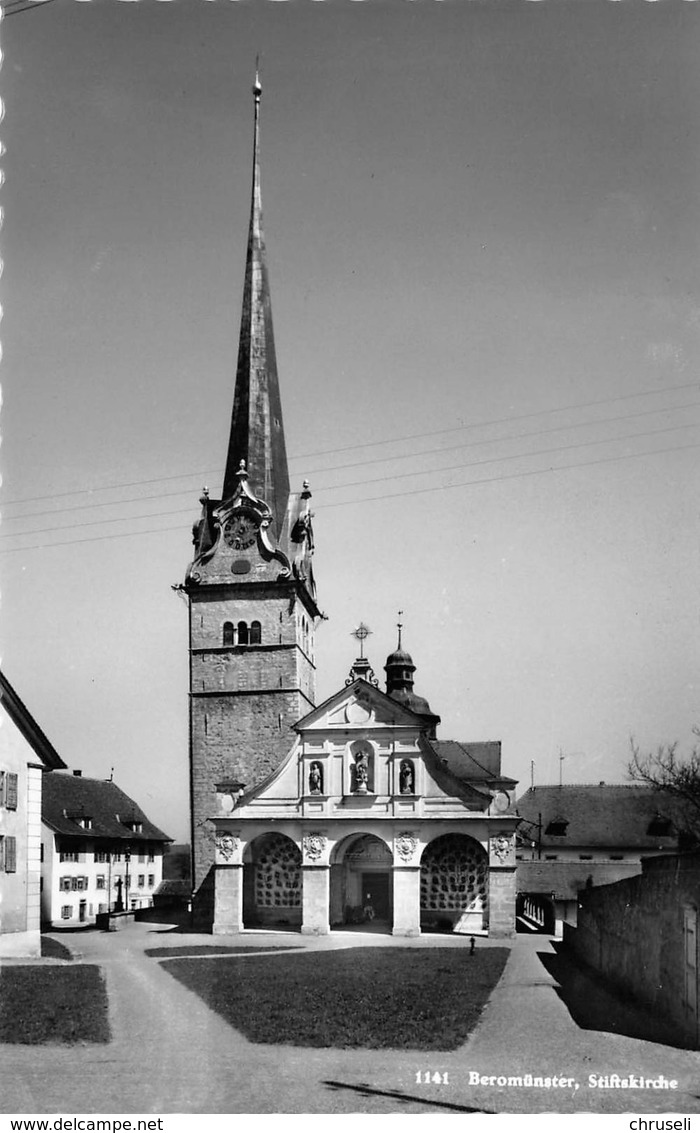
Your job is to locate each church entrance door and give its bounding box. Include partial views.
[329,833,394,932]
[362,872,390,922]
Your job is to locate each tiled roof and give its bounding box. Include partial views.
[516,783,681,850]
[517,859,643,900]
[0,670,67,771]
[43,773,171,844]
[434,741,513,783]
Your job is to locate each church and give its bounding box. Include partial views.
[183,74,519,937]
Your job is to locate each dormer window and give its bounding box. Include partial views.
[77,817,92,830]
[545,819,568,837]
[647,813,673,837]
[124,820,143,834]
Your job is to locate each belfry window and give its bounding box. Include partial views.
[223,622,235,647]
[250,621,262,645]
[237,621,249,646]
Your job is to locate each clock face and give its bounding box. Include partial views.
[223,514,258,551]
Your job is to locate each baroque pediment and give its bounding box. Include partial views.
[296,679,424,734]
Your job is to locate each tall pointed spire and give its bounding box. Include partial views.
[222,67,290,532]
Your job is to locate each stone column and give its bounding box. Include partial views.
[392,867,421,937]
[488,832,517,937]
[213,864,243,935]
[301,866,330,935]
[392,831,421,937]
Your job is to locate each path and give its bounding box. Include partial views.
[1,922,698,1114]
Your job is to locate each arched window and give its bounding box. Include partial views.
[237,621,249,646]
[223,622,234,647]
[250,620,262,645]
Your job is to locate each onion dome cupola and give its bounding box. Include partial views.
[384,618,441,739]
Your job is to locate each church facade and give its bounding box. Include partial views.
[184,75,519,936]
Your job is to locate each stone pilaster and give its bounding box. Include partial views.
[488,832,517,937]
[213,864,243,935]
[392,867,421,937]
[301,865,330,935]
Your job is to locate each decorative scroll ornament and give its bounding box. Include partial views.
[216,833,239,862]
[395,832,419,862]
[490,834,515,863]
[302,833,327,861]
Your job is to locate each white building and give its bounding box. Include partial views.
[0,671,67,956]
[41,772,171,928]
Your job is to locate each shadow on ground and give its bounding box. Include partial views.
[323,1079,492,1113]
[538,944,692,1050]
[145,944,298,959]
[157,946,510,1050]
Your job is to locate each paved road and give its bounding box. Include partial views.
[1,922,698,1114]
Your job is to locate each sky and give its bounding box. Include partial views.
[1,0,699,843]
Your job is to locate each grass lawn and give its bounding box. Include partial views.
[0,965,110,1045]
[162,946,509,1050]
[145,945,297,959]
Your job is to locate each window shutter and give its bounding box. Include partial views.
[6,774,18,811]
[5,836,17,873]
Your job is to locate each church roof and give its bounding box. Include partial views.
[221,70,290,534]
[516,783,682,850]
[43,773,171,844]
[434,740,508,783]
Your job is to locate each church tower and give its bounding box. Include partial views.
[184,73,321,918]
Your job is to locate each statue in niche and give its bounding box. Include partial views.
[354,752,369,793]
[309,761,323,795]
[399,760,415,795]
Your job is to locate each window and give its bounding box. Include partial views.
[250,620,261,645]
[96,875,106,890]
[138,875,145,888]
[112,852,122,863]
[544,854,558,861]
[148,850,155,863]
[148,874,155,888]
[61,906,72,920]
[237,621,249,646]
[223,621,235,647]
[40,843,44,863]
[138,854,146,863]
[5,773,18,811]
[5,836,17,873]
[95,851,109,863]
[75,817,92,829]
[60,850,80,863]
[545,819,568,837]
[647,814,673,837]
[0,771,4,802]
[60,877,72,892]
[609,854,624,861]
[579,855,593,861]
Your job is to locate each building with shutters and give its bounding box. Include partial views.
[41,772,171,928]
[0,670,67,957]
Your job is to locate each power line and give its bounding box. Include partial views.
[292,380,700,461]
[1,437,696,555]
[7,399,698,524]
[4,379,697,508]
[311,419,699,497]
[1,0,58,15]
[3,418,697,541]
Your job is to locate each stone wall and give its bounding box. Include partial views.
[565,853,700,1047]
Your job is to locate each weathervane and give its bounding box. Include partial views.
[351,622,372,659]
